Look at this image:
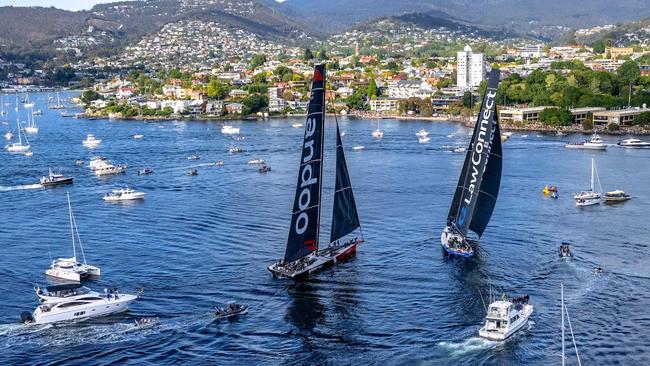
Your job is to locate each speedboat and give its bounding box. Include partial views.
[215,160,224,166]
[353,145,365,151]
[292,123,303,128]
[416,129,430,138]
[258,164,272,173]
[187,154,200,160]
[565,134,607,150]
[453,146,467,154]
[4,131,12,140]
[617,138,650,148]
[604,190,631,203]
[418,136,431,143]
[40,169,74,187]
[248,158,265,165]
[268,239,362,281]
[132,134,144,139]
[93,162,127,176]
[82,134,102,147]
[103,188,145,201]
[187,168,198,176]
[503,132,513,138]
[229,147,243,154]
[138,167,154,175]
[479,295,533,341]
[22,289,139,325]
[60,112,74,117]
[221,125,240,135]
[89,156,108,170]
[559,242,572,258]
[214,303,248,320]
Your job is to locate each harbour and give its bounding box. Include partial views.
[1,92,650,364]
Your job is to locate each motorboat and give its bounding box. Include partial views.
[229,147,243,154]
[34,283,99,304]
[416,129,430,138]
[214,303,248,320]
[138,167,154,175]
[503,131,513,138]
[479,295,533,341]
[353,145,365,151]
[452,146,467,154]
[215,160,224,166]
[292,123,303,128]
[45,193,101,282]
[248,158,265,165]
[132,317,159,330]
[221,125,240,135]
[60,111,74,117]
[604,190,631,203]
[574,158,602,206]
[372,129,384,139]
[418,136,431,143]
[40,168,74,187]
[617,138,650,149]
[82,134,102,147]
[89,156,108,170]
[565,133,607,150]
[33,109,43,116]
[559,242,572,258]
[542,185,558,194]
[521,134,528,138]
[258,164,272,173]
[556,131,566,136]
[21,289,139,325]
[103,188,145,201]
[187,168,198,176]
[75,159,84,166]
[93,162,127,176]
[132,134,144,139]
[4,131,13,140]
[187,154,201,160]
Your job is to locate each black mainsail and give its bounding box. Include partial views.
[447,69,502,238]
[330,122,361,243]
[284,65,326,263]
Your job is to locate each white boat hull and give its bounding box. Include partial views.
[29,294,137,325]
[103,192,145,201]
[479,305,533,341]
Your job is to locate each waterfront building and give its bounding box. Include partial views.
[569,107,606,124]
[498,106,550,123]
[592,108,650,126]
[456,45,485,90]
[369,98,399,113]
[268,87,286,112]
[387,80,434,99]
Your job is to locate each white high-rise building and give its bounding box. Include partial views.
[457,45,485,90]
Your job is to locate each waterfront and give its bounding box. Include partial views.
[1,99,650,365]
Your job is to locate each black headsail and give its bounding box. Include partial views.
[447,69,501,238]
[330,121,361,243]
[285,64,326,263]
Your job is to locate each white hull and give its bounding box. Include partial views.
[479,304,533,341]
[221,126,240,135]
[5,144,30,152]
[372,130,384,139]
[5,132,14,140]
[94,166,126,175]
[565,144,606,150]
[29,294,137,325]
[103,192,145,201]
[418,137,430,143]
[24,127,38,134]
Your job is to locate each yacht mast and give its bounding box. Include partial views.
[561,282,565,366]
[67,192,77,260]
[590,158,595,192]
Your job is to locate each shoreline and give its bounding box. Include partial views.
[80,112,650,135]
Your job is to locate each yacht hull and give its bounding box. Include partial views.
[28,295,137,325]
[440,227,474,257]
[268,241,360,281]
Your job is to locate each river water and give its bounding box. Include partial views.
[1,93,649,365]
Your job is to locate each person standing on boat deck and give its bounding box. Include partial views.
[114,288,119,300]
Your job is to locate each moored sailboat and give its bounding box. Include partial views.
[441,69,502,257]
[268,64,364,281]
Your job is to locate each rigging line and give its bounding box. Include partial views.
[564,303,582,366]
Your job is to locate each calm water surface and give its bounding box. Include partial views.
[1,93,649,365]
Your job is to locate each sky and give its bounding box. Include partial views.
[0,0,123,11]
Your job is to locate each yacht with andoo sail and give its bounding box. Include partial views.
[40,168,74,187]
[45,193,100,282]
[574,158,602,206]
[268,64,364,281]
[565,133,607,150]
[441,69,503,257]
[479,294,533,341]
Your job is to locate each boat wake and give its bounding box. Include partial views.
[437,336,494,357]
[0,184,41,192]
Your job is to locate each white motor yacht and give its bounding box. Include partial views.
[82,134,102,146]
[565,133,607,150]
[353,145,365,151]
[22,290,139,325]
[132,134,144,139]
[418,136,431,143]
[103,188,145,201]
[92,158,126,176]
[479,295,533,341]
[575,158,602,206]
[221,125,240,135]
[4,131,12,140]
[45,193,100,282]
[89,156,108,170]
[248,158,265,165]
[372,129,384,139]
[416,129,430,138]
[617,138,650,148]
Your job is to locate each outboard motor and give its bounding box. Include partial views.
[20,311,34,324]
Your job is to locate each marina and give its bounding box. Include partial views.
[1,91,650,364]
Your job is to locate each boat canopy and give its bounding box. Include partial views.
[44,283,83,292]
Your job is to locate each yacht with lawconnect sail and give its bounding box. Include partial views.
[441,69,503,257]
[268,64,364,281]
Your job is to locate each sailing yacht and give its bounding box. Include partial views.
[372,120,384,139]
[268,64,364,281]
[5,117,31,153]
[49,92,65,109]
[46,193,101,282]
[24,107,38,134]
[441,69,503,257]
[574,158,601,206]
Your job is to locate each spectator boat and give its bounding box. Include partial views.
[617,138,650,148]
[40,168,74,187]
[82,134,102,147]
[103,188,145,201]
[574,158,602,206]
[565,133,607,150]
[479,295,533,341]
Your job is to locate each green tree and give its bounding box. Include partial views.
[462,91,474,108]
[387,61,399,72]
[617,60,640,87]
[633,111,650,126]
[582,113,594,131]
[249,54,267,69]
[539,107,573,127]
[608,123,620,132]
[303,48,314,61]
[367,79,379,98]
[81,89,101,105]
[346,89,365,110]
[207,79,227,99]
[593,39,606,54]
[242,95,268,113]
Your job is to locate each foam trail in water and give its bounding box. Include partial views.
[0,184,41,192]
[437,337,495,357]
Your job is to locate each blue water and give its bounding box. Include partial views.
[1,93,650,365]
